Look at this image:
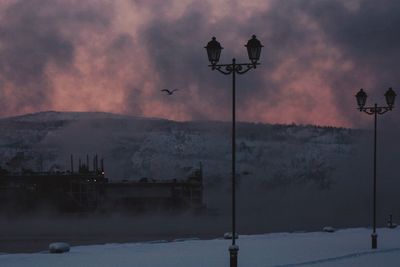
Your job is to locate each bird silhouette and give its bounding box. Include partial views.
[161,89,179,95]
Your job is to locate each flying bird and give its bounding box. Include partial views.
[161,89,179,95]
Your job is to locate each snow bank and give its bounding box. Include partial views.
[48,243,70,253]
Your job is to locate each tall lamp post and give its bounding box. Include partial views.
[205,35,263,267]
[355,87,396,249]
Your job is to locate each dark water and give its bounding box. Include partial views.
[0,213,227,253]
[0,176,396,254]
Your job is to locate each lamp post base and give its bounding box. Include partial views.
[229,245,239,267]
[371,233,377,249]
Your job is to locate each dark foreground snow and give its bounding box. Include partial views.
[1,227,400,266]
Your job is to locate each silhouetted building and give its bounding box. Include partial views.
[0,157,203,213]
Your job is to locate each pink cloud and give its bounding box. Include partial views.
[0,0,397,128]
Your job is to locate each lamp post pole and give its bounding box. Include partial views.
[355,88,396,249]
[205,35,263,267]
[373,103,377,247]
[232,58,236,253]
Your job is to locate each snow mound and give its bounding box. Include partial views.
[49,242,70,253]
[224,232,239,239]
[323,226,336,233]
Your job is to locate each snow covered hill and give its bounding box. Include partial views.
[0,111,355,187]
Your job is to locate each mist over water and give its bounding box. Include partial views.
[234,126,400,234]
[1,112,399,253]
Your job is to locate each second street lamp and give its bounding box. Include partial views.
[205,35,263,267]
[355,87,396,249]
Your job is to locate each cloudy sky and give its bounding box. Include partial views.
[0,0,399,127]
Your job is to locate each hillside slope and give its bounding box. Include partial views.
[0,111,354,187]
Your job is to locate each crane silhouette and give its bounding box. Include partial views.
[161,89,179,95]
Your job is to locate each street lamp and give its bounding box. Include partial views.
[205,35,263,267]
[355,87,396,249]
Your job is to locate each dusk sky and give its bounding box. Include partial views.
[0,0,399,128]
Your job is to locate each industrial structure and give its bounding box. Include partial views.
[0,155,203,213]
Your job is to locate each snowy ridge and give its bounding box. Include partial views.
[3,110,151,122]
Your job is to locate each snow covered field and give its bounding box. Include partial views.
[1,227,400,267]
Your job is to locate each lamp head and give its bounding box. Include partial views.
[385,87,396,109]
[245,35,263,66]
[355,88,367,110]
[205,37,223,66]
